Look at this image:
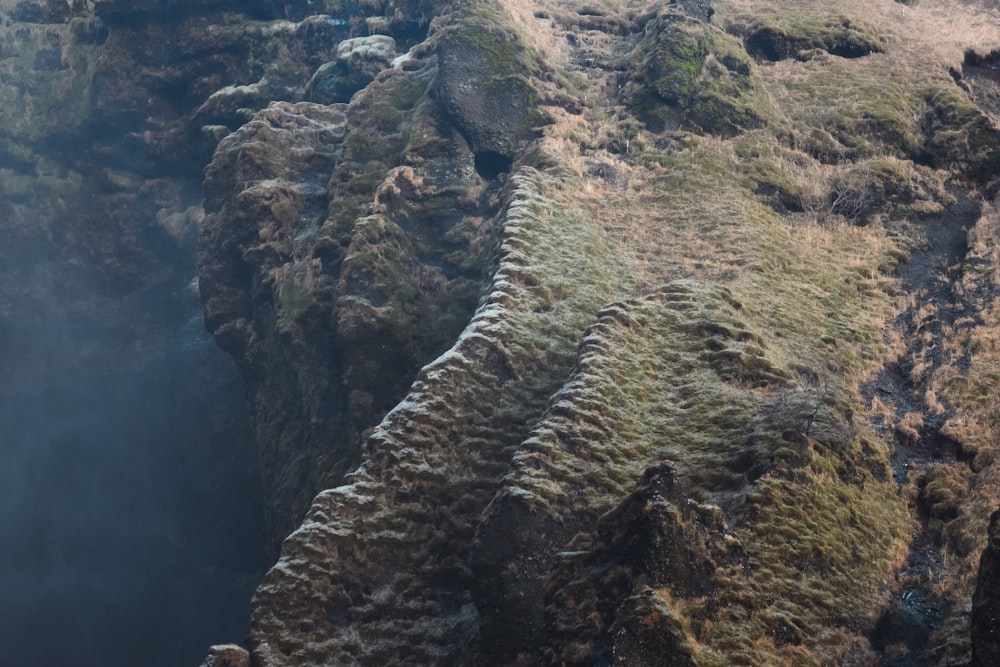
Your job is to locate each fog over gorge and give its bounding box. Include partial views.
[0,309,262,666]
[0,0,277,664]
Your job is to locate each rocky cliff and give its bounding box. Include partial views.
[6,0,1000,665]
[195,0,1000,664]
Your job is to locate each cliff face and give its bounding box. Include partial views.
[193,0,1000,664]
[197,20,497,553]
[8,0,1000,665]
[190,0,1000,664]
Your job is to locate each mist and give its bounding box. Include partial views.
[0,2,311,663]
[0,269,264,666]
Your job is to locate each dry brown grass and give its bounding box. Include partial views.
[494,0,1000,662]
[718,0,1000,66]
[497,0,572,66]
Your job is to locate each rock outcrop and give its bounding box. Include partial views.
[189,0,1000,664]
[198,9,510,553]
[972,507,1000,666]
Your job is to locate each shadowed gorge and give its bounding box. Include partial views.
[7,0,1000,666]
[0,324,262,667]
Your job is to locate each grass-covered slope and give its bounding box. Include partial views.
[237,0,1000,664]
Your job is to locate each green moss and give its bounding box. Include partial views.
[327,65,439,229]
[734,134,806,209]
[625,9,774,138]
[692,462,908,664]
[500,279,788,517]
[275,276,314,331]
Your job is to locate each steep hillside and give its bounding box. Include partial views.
[191,0,1000,664]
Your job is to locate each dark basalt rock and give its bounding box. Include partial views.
[541,462,742,666]
[199,28,496,557]
[200,102,350,557]
[436,17,545,162]
[972,507,1000,666]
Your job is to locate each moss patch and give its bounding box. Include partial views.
[730,12,886,62]
[624,8,774,138]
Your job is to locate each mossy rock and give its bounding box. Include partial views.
[830,157,946,222]
[434,6,547,159]
[733,12,886,62]
[610,592,698,667]
[920,86,1000,183]
[624,9,773,138]
[327,64,438,228]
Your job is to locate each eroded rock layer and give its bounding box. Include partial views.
[186,0,1000,664]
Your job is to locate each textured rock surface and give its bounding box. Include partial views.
[200,101,352,555]
[247,161,617,665]
[305,35,397,104]
[198,24,502,553]
[188,0,1000,664]
[972,508,1000,666]
[436,11,544,161]
[0,0,468,566]
[13,0,1000,665]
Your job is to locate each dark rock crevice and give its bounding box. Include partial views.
[971,507,1000,666]
[862,194,986,665]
